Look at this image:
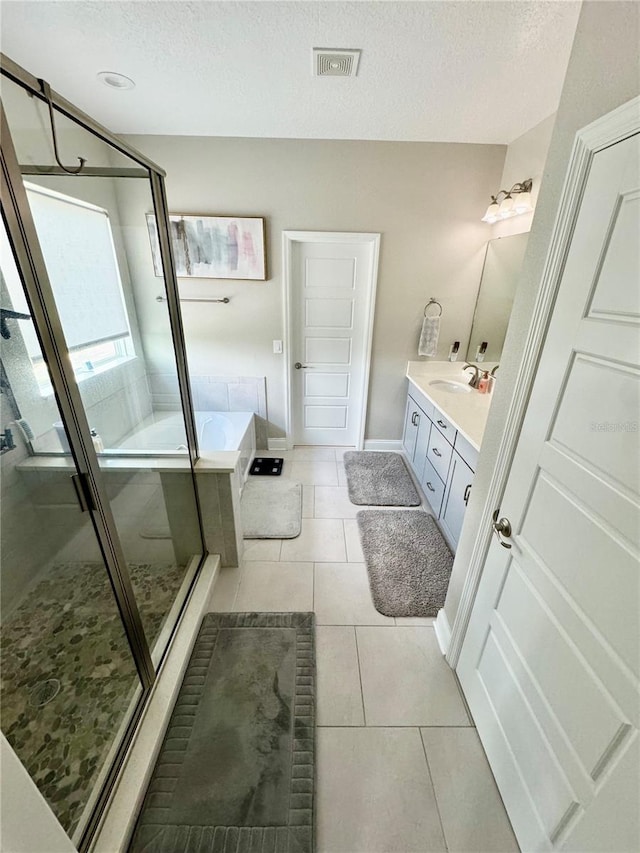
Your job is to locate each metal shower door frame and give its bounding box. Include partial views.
[0,53,206,850]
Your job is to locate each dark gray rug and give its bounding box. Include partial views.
[241,478,302,539]
[357,510,453,617]
[344,451,420,506]
[129,612,315,853]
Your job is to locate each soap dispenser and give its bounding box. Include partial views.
[90,429,104,453]
[478,371,490,394]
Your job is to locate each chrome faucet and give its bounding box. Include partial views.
[463,362,481,389]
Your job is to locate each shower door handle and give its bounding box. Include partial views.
[71,473,95,513]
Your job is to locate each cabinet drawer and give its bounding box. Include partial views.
[432,408,457,445]
[427,427,452,483]
[421,458,445,516]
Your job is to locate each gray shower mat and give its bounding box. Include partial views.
[129,611,315,853]
[344,451,420,506]
[357,510,453,617]
[241,478,302,538]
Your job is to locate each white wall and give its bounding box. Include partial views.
[122,135,506,442]
[445,0,640,629]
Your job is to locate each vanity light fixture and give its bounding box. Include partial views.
[482,179,533,223]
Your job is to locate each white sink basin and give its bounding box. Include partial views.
[429,379,471,394]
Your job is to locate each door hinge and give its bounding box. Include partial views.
[71,472,95,513]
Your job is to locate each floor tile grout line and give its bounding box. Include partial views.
[353,625,367,727]
[418,726,451,852]
[316,723,475,728]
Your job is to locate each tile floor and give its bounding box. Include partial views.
[209,446,519,853]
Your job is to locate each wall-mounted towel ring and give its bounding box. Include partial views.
[424,298,442,318]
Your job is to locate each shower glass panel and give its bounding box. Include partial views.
[2,77,204,665]
[0,217,144,841]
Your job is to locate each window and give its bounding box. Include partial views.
[2,182,133,394]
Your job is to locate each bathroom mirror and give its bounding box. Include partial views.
[466,232,529,363]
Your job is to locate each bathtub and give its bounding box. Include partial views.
[114,411,255,462]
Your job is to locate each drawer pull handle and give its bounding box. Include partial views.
[464,484,471,506]
[437,419,447,429]
[426,482,435,492]
[411,412,419,426]
[432,448,442,457]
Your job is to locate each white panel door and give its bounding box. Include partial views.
[458,132,640,852]
[289,234,379,445]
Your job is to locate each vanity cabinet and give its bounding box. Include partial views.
[402,393,433,480]
[402,384,479,552]
[440,451,474,547]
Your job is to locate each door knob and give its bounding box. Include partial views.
[492,509,512,549]
[294,362,308,369]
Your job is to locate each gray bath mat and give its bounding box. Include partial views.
[241,478,302,539]
[344,451,420,506]
[129,612,315,853]
[357,510,453,617]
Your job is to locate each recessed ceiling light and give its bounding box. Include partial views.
[97,71,135,91]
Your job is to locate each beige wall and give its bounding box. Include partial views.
[491,113,556,239]
[445,0,640,629]
[123,135,505,441]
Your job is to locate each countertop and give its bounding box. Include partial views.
[406,361,496,451]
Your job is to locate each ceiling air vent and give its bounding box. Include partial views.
[313,48,361,77]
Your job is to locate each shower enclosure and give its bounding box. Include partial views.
[0,56,208,849]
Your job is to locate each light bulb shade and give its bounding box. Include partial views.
[498,195,516,218]
[481,201,500,223]
[513,191,533,214]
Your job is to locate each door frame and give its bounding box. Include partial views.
[282,230,380,449]
[446,95,640,668]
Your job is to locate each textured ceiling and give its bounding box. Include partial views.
[0,1,581,143]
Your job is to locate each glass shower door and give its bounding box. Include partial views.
[2,76,205,667]
[0,215,145,843]
[0,63,206,851]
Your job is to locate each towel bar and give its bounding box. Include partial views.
[424,298,442,317]
[155,295,230,304]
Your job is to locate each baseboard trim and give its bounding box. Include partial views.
[363,439,403,452]
[93,556,220,852]
[267,438,288,451]
[434,608,452,657]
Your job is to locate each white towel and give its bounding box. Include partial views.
[418,315,440,357]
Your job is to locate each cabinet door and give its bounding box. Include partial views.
[440,451,474,550]
[412,409,432,480]
[402,395,420,463]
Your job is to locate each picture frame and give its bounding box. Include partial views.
[146,213,267,281]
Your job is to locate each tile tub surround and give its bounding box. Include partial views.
[150,374,268,448]
[406,360,496,451]
[206,445,517,853]
[15,453,245,570]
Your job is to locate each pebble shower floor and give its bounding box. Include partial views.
[1,560,186,836]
